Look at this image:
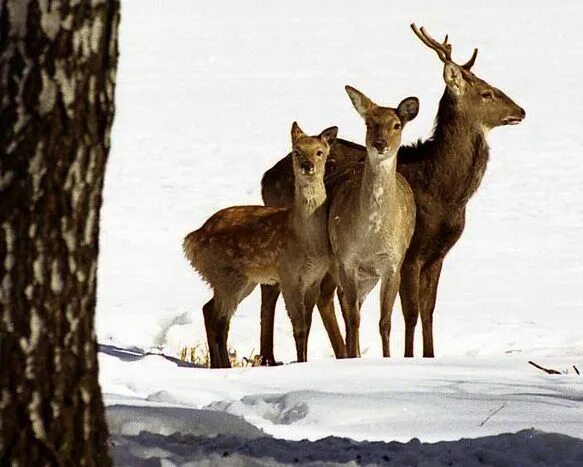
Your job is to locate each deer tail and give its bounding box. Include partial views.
[182,229,202,268]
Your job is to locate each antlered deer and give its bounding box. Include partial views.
[329,87,418,357]
[260,24,525,361]
[398,25,525,357]
[183,123,338,368]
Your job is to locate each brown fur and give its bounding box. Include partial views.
[260,25,525,360]
[327,87,418,357]
[184,206,289,287]
[184,123,338,368]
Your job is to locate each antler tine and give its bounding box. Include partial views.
[462,48,478,70]
[410,24,451,63]
[410,24,436,50]
[442,35,453,58]
[419,26,452,61]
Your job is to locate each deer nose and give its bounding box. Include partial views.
[520,107,526,119]
[300,161,314,174]
[373,140,388,152]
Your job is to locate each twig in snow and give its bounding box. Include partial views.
[528,361,562,375]
[479,403,506,427]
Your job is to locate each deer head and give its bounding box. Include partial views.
[411,24,525,130]
[345,85,419,161]
[291,122,338,182]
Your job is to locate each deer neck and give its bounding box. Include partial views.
[432,90,490,166]
[359,151,398,228]
[292,176,328,239]
[427,90,490,204]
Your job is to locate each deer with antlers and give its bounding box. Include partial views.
[259,24,525,362]
[184,123,337,367]
[398,24,525,357]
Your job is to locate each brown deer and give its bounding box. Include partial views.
[398,25,525,357]
[260,24,525,361]
[183,123,338,368]
[328,87,418,357]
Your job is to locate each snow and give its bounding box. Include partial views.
[101,348,583,465]
[97,0,583,464]
[110,424,583,466]
[100,349,583,443]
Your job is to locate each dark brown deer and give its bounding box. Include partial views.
[183,123,337,368]
[260,24,525,362]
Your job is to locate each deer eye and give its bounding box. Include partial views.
[481,90,494,100]
[292,150,300,157]
[393,122,402,130]
[316,150,323,157]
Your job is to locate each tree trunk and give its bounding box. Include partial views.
[0,1,120,465]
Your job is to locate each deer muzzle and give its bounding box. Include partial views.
[502,107,526,125]
[372,140,389,153]
[300,161,315,175]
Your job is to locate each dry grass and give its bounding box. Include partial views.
[179,344,263,368]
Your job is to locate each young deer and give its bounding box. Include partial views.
[260,24,525,360]
[183,123,338,368]
[328,87,418,357]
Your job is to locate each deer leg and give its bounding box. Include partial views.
[216,315,231,368]
[202,298,223,369]
[280,281,309,363]
[291,303,308,363]
[203,300,231,369]
[337,271,361,358]
[379,268,401,358]
[419,258,444,358]
[338,286,363,357]
[399,258,422,358]
[316,273,347,358]
[337,287,350,341]
[206,294,234,369]
[301,282,322,360]
[211,280,256,368]
[259,284,280,366]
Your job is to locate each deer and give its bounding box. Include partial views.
[183,122,338,368]
[259,24,525,362]
[397,25,525,357]
[327,87,418,357]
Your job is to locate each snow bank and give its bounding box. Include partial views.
[108,404,583,466]
[100,349,583,445]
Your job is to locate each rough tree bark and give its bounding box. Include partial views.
[0,1,120,465]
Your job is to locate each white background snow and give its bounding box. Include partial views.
[97,0,583,464]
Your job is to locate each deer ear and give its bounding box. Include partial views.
[443,62,466,96]
[345,85,376,118]
[291,122,305,142]
[319,126,338,145]
[397,97,419,124]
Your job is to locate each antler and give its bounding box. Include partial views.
[461,48,478,70]
[410,23,479,71]
[410,23,452,62]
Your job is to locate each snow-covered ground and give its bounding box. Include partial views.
[110,429,583,467]
[101,348,583,443]
[98,0,583,464]
[101,347,583,465]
